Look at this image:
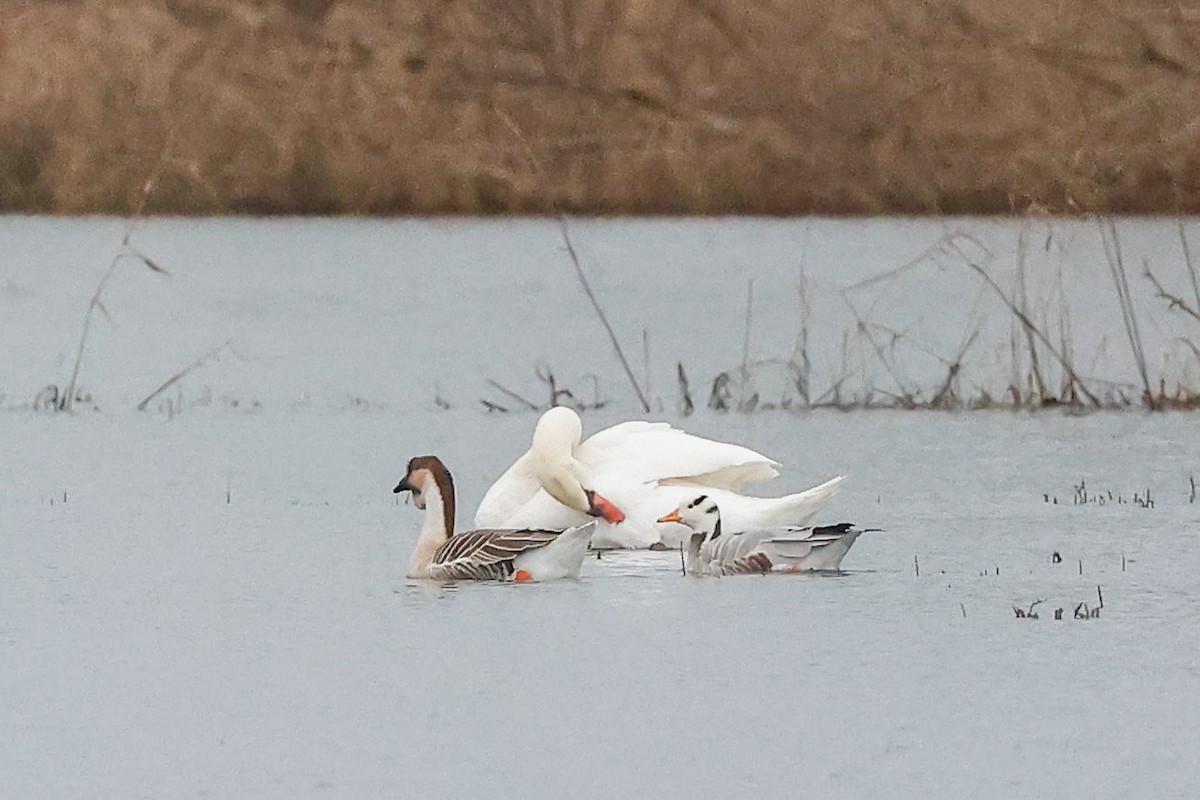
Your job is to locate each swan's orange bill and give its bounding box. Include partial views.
[514,569,534,582]
[657,509,682,524]
[589,492,626,524]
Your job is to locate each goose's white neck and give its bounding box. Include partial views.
[683,509,721,540]
[682,507,721,572]
[407,471,453,578]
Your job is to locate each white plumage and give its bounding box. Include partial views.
[660,494,865,575]
[474,407,846,549]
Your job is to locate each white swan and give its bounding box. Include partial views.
[393,455,595,582]
[474,407,847,549]
[658,494,865,575]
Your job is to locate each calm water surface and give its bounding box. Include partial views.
[2,217,1198,798]
[2,408,1198,799]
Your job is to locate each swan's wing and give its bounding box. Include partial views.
[428,528,560,581]
[481,488,592,532]
[474,451,539,528]
[578,421,780,491]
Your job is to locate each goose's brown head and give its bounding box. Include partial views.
[393,455,450,511]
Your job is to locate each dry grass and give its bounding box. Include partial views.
[4,0,1200,214]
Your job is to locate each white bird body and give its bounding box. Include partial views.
[474,408,846,549]
[395,455,594,582]
[660,495,865,575]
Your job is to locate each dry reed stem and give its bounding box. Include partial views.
[948,235,1101,407]
[493,105,650,412]
[1098,219,1155,407]
[136,341,229,412]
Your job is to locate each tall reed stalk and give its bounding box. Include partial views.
[1098,219,1154,408]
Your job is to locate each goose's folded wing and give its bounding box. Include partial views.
[579,421,780,491]
[761,524,859,559]
[433,529,561,566]
[764,523,856,544]
[702,530,774,574]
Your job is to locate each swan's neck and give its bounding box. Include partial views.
[532,446,590,513]
[407,470,455,578]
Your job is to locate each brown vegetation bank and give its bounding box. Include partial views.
[3,0,1200,215]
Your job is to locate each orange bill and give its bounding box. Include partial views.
[586,490,626,524]
[657,509,682,524]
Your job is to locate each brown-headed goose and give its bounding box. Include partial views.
[394,455,594,582]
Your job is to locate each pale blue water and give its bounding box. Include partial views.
[2,217,1199,798]
[2,408,1198,799]
[3,216,1199,413]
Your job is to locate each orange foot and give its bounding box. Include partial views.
[514,569,534,582]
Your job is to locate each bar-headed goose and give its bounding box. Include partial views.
[394,455,594,582]
[474,407,846,550]
[658,494,867,575]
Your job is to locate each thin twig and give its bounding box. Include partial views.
[792,266,812,405]
[1145,269,1200,323]
[486,379,540,411]
[642,327,652,409]
[494,106,649,412]
[553,217,650,412]
[949,238,1101,406]
[741,278,754,378]
[1099,219,1154,408]
[136,341,230,411]
[676,362,694,416]
[1178,220,1200,317]
[61,156,170,412]
[1016,226,1049,401]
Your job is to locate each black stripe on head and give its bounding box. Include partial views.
[687,494,708,509]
